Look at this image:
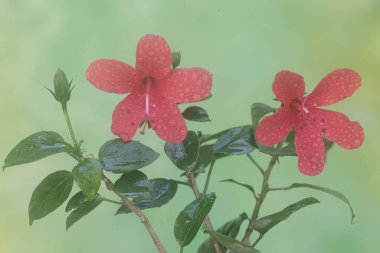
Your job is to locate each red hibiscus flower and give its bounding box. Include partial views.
[86,34,212,144]
[255,69,364,176]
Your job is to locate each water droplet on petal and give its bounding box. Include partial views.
[168,119,176,126]
[120,134,130,141]
[192,93,201,101]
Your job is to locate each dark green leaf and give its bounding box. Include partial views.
[182,106,211,122]
[174,192,216,249]
[115,178,178,215]
[252,197,319,234]
[65,191,88,212]
[213,126,255,155]
[220,179,256,197]
[165,131,199,171]
[72,158,103,199]
[209,230,260,253]
[98,139,159,173]
[198,213,248,253]
[66,197,102,230]
[289,183,356,224]
[251,103,275,130]
[3,131,71,169]
[114,171,151,198]
[258,143,297,157]
[29,170,73,225]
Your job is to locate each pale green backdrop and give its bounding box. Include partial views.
[1,0,379,252]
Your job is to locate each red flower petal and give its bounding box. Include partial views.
[111,93,145,142]
[157,68,212,103]
[311,108,364,149]
[86,59,138,94]
[294,117,325,176]
[305,69,361,107]
[136,34,172,80]
[272,71,305,106]
[149,93,187,144]
[255,106,295,146]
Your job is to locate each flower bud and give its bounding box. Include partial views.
[49,68,73,105]
[171,51,181,69]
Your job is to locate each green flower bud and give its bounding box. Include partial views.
[171,51,181,69]
[48,68,73,105]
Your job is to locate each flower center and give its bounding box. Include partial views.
[290,98,310,114]
[139,77,155,135]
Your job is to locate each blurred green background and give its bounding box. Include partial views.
[1,0,379,252]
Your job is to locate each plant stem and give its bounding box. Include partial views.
[102,175,168,253]
[203,159,216,194]
[187,172,222,253]
[60,103,168,253]
[241,142,283,244]
[246,153,264,175]
[61,103,79,147]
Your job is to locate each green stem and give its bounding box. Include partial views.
[100,197,123,205]
[246,153,264,175]
[241,141,283,244]
[203,159,216,194]
[187,172,222,253]
[61,103,79,147]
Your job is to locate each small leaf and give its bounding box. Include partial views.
[99,139,159,173]
[114,171,151,199]
[182,106,211,122]
[258,143,297,157]
[252,197,319,234]
[29,170,73,225]
[174,192,216,249]
[198,213,248,253]
[165,131,199,171]
[72,158,103,199]
[289,183,356,224]
[3,131,71,169]
[115,178,178,215]
[66,197,102,230]
[251,103,275,130]
[213,126,255,155]
[65,191,88,212]
[220,179,256,197]
[209,230,260,253]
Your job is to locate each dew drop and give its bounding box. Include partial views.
[346,144,353,149]
[168,119,176,126]
[192,93,201,101]
[120,134,130,141]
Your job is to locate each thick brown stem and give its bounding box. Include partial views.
[187,173,222,253]
[102,175,168,253]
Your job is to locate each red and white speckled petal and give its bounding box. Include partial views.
[294,118,325,176]
[311,108,364,149]
[111,93,146,142]
[136,34,172,80]
[305,69,361,107]
[148,93,187,144]
[157,68,212,103]
[255,106,295,146]
[272,71,305,106]
[86,59,138,94]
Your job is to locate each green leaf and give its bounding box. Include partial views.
[258,143,297,157]
[213,126,255,155]
[251,103,275,130]
[29,170,73,225]
[209,230,260,253]
[65,191,88,212]
[72,158,103,199]
[115,178,178,215]
[165,131,199,171]
[66,197,102,230]
[252,197,319,234]
[288,183,356,224]
[220,179,256,197]
[98,139,159,173]
[182,106,211,122]
[114,171,153,199]
[198,213,248,253]
[3,131,71,169]
[174,192,216,249]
